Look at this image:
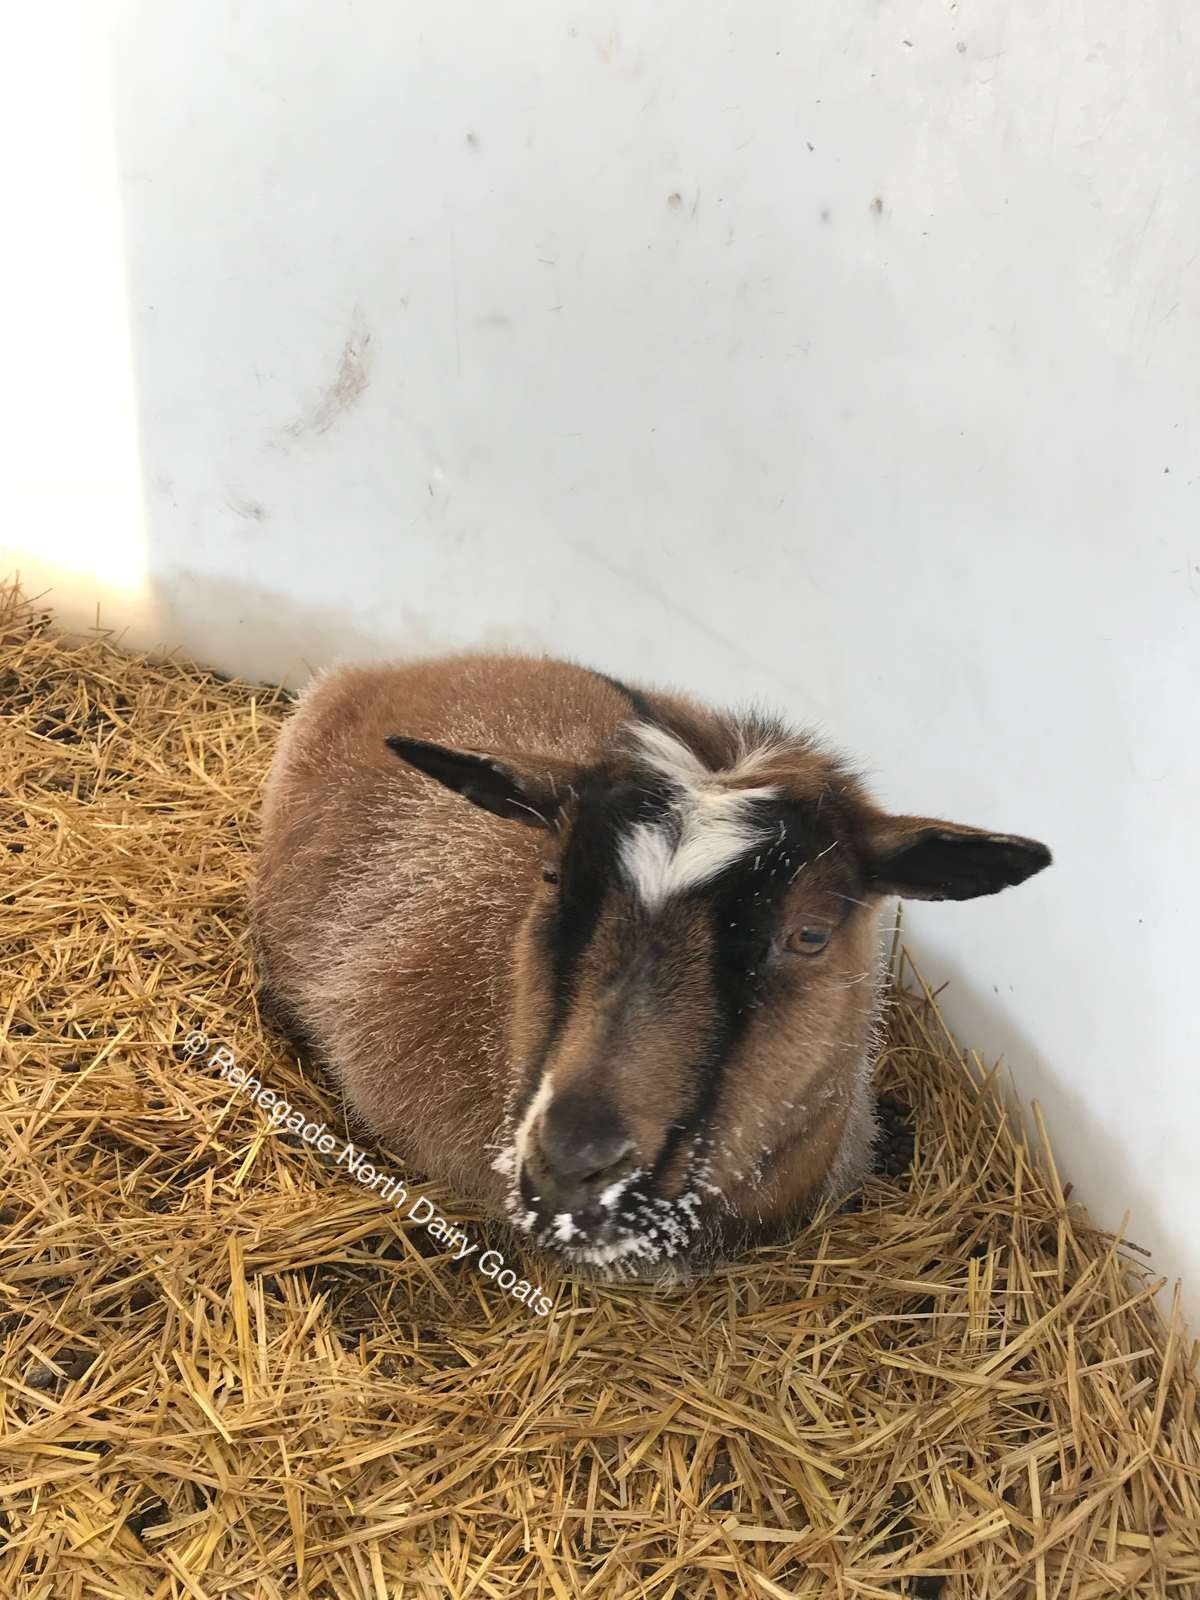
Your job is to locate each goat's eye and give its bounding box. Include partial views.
[784,923,831,956]
[542,866,559,885]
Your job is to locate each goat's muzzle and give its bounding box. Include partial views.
[519,1089,637,1232]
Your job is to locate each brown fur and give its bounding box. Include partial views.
[250,653,1049,1277]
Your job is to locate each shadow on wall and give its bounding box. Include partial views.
[143,567,542,692]
[900,940,1166,1281]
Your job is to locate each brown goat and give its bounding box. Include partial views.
[250,655,1050,1277]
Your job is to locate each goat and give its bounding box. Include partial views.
[249,654,1050,1277]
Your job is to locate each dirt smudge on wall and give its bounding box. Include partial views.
[285,324,372,437]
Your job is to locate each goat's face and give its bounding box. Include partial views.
[387,720,1050,1274]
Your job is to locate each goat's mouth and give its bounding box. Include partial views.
[509,1161,708,1269]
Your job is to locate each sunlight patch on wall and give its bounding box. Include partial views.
[0,3,147,604]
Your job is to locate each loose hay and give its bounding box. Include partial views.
[2,574,1198,1600]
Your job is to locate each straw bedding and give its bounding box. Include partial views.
[2,574,1198,1600]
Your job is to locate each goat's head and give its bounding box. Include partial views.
[386,717,1050,1274]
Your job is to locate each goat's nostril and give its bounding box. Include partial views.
[537,1092,634,1185]
[550,1134,634,1183]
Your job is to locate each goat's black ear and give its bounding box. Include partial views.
[858,814,1052,901]
[385,736,565,829]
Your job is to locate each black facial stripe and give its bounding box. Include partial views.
[648,987,747,1191]
[538,767,677,1055]
[706,796,841,1020]
[649,798,849,1175]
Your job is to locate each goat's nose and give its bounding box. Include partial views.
[537,1092,634,1185]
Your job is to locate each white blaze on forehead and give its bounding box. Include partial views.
[618,723,780,911]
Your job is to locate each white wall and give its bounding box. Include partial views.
[5,2,1199,1324]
